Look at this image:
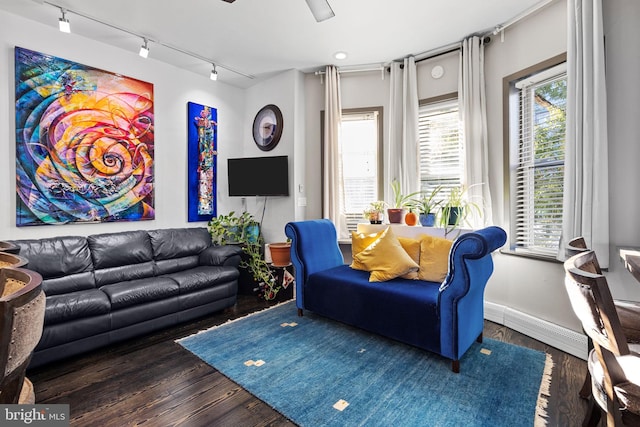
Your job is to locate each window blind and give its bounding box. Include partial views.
[514,72,567,255]
[418,100,463,201]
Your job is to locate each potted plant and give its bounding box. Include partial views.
[207,211,259,245]
[208,211,282,301]
[363,201,386,224]
[439,185,482,236]
[269,240,291,267]
[388,179,420,224]
[411,186,442,227]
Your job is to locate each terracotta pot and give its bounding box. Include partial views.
[269,242,291,267]
[387,208,405,224]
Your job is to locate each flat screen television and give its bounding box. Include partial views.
[227,155,289,197]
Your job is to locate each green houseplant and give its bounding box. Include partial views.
[208,211,282,301]
[410,185,442,227]
[363,200,386,224]
[388,179,421,224]
[439,185,482,236]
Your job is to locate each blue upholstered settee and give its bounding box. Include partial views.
[284,219,507,373]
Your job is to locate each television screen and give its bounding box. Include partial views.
[227,155,289,197]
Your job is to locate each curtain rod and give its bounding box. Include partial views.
[314,64,385,76]
[315,0,558,75]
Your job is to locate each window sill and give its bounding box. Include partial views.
[499,248,562,264]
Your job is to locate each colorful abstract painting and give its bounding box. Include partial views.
[15,47,155,226]
[187,102,217,222]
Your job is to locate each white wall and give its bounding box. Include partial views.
[0,9,245,240]
[602,0,640,302]
[242,69,301,243]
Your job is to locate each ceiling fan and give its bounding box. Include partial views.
[221,0,335,22]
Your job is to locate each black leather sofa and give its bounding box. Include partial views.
[12,227,242,368]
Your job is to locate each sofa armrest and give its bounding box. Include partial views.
[199,245,243,268]
[438,226,507,360]
[285,220,345,310]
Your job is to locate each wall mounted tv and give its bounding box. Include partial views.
[227,155,289,197]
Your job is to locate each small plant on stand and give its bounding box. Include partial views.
[363,201,386,224]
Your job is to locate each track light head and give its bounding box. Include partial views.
[139,38,149,58]
[210,64,218,81]
[58,8,70,33]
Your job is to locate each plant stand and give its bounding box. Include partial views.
[257,264,294,302]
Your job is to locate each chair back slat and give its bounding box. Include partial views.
[564,251,629,356]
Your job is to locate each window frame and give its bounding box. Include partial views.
[502,53,567,262]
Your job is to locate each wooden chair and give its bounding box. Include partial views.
[0,252,28,269]
[0,267,45,404]
[0,241,20,255]
[564,251,640,426]
[566,237,640,400]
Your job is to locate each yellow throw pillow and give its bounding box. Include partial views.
[418,235,453,282]
[354,228,419,282]
[397,237,421,280]
[350,228,386,271]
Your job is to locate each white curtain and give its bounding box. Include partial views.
[322,65,348,239]
[387,56,420,201]
[559,0,609,266]
[459,36,493,227]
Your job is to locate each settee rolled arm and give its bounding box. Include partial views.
[441,226,507,293]
[438,226,507,364]
[199,245,243,268]
[285,220,344,311]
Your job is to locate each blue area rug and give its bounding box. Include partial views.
[178,301,552,427]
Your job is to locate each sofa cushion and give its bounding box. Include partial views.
[148,227,211,260]
[45,289,111,325]
[418,235,453,283]
[14,236,94,284]
[41,272,98,297]
[100,277,179,309]
[305,265,441,352]
[397,237,421,280]
[155,256,200,275]
[88,230,153,269]
[164,265,240,293]
[350,228,386,271]
[353,228,419,282]
[94,262,156,287]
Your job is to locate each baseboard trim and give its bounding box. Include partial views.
[485,302,587,360]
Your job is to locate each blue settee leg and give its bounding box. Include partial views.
[297,308,303,317]
[477,333,483,343]
[452,360,460,373]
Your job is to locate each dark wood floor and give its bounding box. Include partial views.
[29,295,593,427]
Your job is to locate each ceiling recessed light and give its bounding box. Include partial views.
[334,51,347,60]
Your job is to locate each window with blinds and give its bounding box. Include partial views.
[418,99,463,202]
[512,64,567,256]
[341,109,382,233]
